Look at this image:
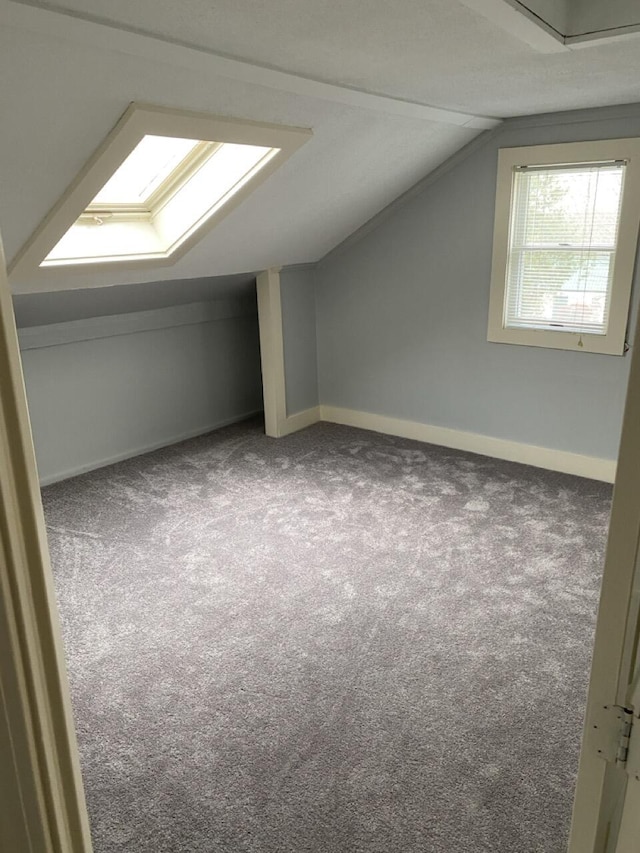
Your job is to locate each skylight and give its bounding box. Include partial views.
[43,136,277,267]
[9,104,312,281]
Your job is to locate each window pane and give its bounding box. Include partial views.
[91,136,200,206]
[506,250,612,333]
[505,163,625,335]
[511,165,624,249]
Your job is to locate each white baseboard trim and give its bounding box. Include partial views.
[279,406,321,436]
[319,406,617,483]
[46,403,615,486]
[38,410,263,487]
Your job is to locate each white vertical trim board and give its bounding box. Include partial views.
[0,235,93,850]
[256,269,322,439]
[568,268,640,850]
[319,406,616,482]
[256,267,287,438]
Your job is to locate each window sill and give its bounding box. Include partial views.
[487,325,625,355]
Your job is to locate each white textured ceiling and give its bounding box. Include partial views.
[12,0,640,114]
[2,0,640,293]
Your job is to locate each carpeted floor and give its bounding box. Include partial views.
[43,418,611,853]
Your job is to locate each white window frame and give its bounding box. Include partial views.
[487,138,640,356]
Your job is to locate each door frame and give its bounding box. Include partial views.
[0,237,92,852]
[569,298,640,852]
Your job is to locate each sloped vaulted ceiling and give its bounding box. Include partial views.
[2,0,640,293]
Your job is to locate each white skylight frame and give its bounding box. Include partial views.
[9,104,312,281]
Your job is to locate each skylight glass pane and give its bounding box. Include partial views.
[153,143,276,249]
[43,141,278,266]
[504,163,625,335]
[90,135,200,205]
[43,219,164,264]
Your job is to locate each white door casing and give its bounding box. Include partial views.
[0,232,92,851]
[569,295,640,851]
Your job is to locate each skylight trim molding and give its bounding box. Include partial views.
[9,104,312,281]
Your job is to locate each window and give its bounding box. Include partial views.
[43,135,277,268]
[10,104,311,281]
[487,139,640,355]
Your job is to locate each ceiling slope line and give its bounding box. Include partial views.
[317,99,640,267]
[317,123,504,268]
[2,0,501,130]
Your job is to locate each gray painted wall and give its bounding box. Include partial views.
[316,105,640,462]
[280,266,319,415]
[19,298,263,484]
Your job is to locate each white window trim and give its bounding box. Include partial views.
[487,138,640,356]
[8,104,311,283]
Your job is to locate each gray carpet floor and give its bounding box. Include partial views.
[42,418,612,853]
